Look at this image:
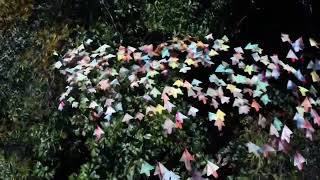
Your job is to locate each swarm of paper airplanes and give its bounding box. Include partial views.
[55,33,319,179]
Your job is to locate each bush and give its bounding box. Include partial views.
[54,34,320,178]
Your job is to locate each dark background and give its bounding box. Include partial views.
[231,0,319,53]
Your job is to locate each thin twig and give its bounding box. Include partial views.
[100,0,123,43]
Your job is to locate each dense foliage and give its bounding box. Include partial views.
[0,0,319,179]
[54,33,320,179]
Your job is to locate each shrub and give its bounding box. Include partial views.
[54,34,320,178]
